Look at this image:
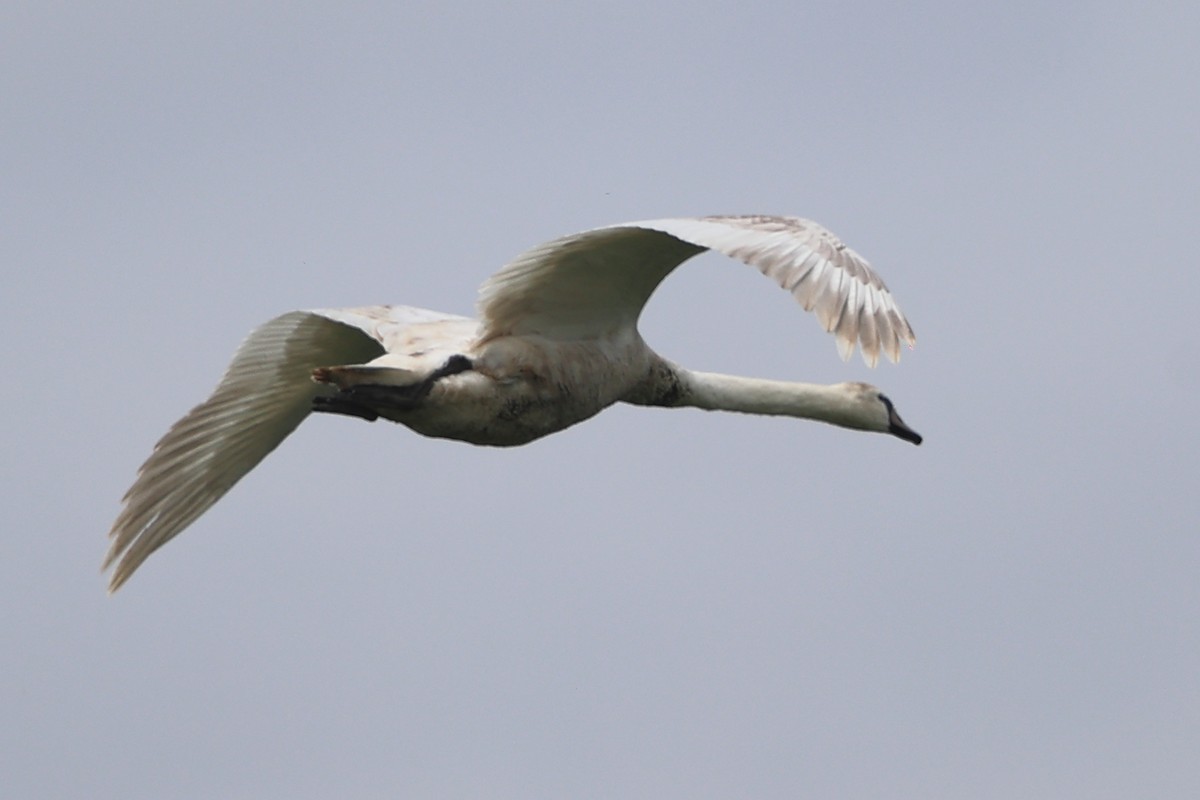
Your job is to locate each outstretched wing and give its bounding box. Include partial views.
[477,215,915,365]
[104,310,384,592]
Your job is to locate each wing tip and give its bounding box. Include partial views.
[102,529,135,593]
[103,559,130,595]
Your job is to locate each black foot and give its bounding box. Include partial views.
[311,396,380,421]
[311,355,474,418]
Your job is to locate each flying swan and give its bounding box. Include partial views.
[105,215,921,591]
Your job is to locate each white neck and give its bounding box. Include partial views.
[679,370,865,429]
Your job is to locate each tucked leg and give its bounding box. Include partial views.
[311,355,474,417]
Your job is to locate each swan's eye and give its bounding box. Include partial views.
[877,393,895,412]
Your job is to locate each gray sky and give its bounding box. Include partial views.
[4,2,1198,797]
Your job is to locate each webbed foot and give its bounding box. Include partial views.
[310,395,380,421]
[310,355,474,418]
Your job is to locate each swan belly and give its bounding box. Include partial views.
[388,370,612,446]
[314,359,622,446]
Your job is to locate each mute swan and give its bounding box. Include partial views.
[105,215,920,591]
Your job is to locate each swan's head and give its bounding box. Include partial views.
[839,382,923,445]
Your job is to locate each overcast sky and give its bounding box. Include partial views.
[4,2,1198,798]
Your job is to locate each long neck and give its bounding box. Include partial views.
[680,370,854,425]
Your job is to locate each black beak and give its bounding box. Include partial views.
[887,407,923,446]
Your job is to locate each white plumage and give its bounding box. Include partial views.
[105,215,920,591]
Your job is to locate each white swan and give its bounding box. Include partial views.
[105,215,920,591]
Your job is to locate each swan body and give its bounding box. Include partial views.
[105,215,921,591]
